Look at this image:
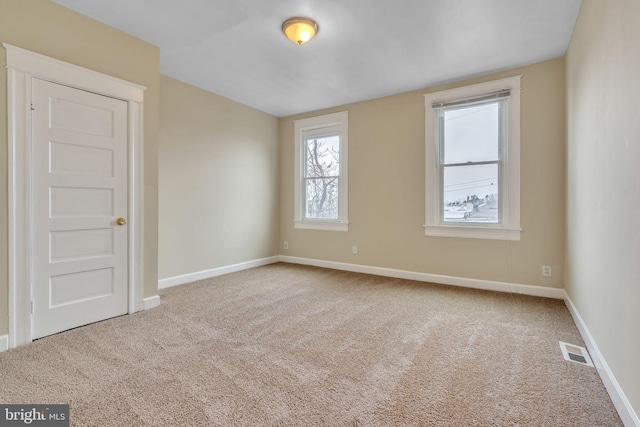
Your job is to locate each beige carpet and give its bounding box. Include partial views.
[0,263,622,426]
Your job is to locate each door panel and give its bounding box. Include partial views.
[49,268,114,308]
[50,141,114,176]
[50,229,114,262]
[32,78,128,339]
[49,96,115,137]
[50,187,114,217]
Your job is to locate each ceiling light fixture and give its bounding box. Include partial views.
[282,17,318,45]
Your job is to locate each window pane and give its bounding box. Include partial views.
[305,177,339,219]
[443,102,499,164]
[305,135,340,177]
[443,164,498,223]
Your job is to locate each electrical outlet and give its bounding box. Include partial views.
[542,265,552,278]
[352,246,358,254]
[283,241,288,250]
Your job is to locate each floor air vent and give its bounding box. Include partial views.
[559,341,594,367]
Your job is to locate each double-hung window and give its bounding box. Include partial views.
[424,76,521,240]
[294,111,349,231]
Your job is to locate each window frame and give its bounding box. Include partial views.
[294,111,349,232]
[424,76,522,240]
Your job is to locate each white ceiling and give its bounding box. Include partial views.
[52,0,582,117]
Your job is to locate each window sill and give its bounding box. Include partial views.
[294,220,349,232]
[424,224,521,241]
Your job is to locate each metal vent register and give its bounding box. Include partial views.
[559,341,594,367]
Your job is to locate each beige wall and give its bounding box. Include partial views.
[0,0,160,334]
[566,0,640,417]
[158,76,279,279]
[280,58,566,288]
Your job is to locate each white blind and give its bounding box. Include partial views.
[432,89,510,109]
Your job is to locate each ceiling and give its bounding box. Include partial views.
[52,0,582,117]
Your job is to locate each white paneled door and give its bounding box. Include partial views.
[31,78,129,339]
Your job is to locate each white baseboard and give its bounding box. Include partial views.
[158,256,280,289]
[0,335,8,353]
[143,295,161,311]
[564,295,639,427]
[279,256,565,299]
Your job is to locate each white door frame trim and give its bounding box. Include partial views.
[3,43,146,348]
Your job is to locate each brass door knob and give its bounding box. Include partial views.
[116,218,127,226]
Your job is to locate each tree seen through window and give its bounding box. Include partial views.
[304,135,340,220]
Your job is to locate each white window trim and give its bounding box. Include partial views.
[424,76,522,240]
[294,111,349,232]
